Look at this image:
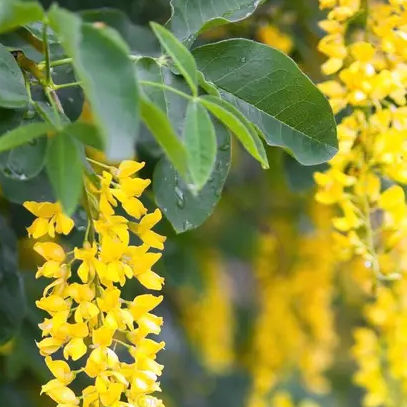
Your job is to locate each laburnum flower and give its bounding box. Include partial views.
[24,201,74,238]
[315,0,407,281]
[25,159,167,407]
[317,1,407,405]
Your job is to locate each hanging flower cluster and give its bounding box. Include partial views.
[315,0,407,283]
[24,160,166,407]
[179,250,234,374]
[246,206,337,407]
[352,279,407,407]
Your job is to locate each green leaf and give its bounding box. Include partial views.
[0,122,53,153]
[0,216,25,344]
[0,1,44,34]
[0,43,28,108]
[135,57,167,112]
[64,122,105,150]
[194,39,338,165]
[46,132,83,215]
[140,96,187,177]
[184,100,216,190]
[48,5,139,161]
[199,95,268,168]
[153,120,231,233]
[0,137,47,180]
[150,22,198,95]
[169,0,261,47]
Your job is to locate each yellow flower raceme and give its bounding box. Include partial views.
[247,206,337,407]
[179,251,235,374]
[25,159,167,407]
[315,0,407,284]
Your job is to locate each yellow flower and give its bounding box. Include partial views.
[132,209,166,249]
[24,201,74,238]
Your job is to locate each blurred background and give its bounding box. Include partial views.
[0,1,369,406]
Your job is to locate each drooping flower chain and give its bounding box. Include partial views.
[316,0,407,284]
[24,160,166,407]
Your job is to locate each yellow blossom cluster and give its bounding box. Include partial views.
[179,251,234,374]
[352,278,407,407]
[315,0,407,283]
[246,207,336,407]
[24,160,167,407]
[256,24,293,54]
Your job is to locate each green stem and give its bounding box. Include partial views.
[139,80,193,100]
[86,157,112,170]
[54,81,82,90]
[42,22,51,84]
[50,57,72,68]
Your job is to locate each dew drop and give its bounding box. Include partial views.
[175,186,185,208]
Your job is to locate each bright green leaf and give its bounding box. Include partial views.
[49,5,139,161]
[199,95,268,168]
[64,122,105,150]
[0,122,53,153]
[154,120,231,233]
[150,22,198,95]
[194,39,338,165]
[0,1,44,34]
[140,96,187,178]
[184,100,216,190]
[0,43,28,108]
[46,132,83,215]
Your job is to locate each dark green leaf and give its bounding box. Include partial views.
[154,120,231,233]
[0,107,24,134]
[0,137,47,180]
[140,96,187,177]
[169,0,261,47]
[194,39,338,165]
[0,216,24,344]
[81,8,159,56]
[0,170,54,204]
[46,132,83,215]
[284,153,327,192]
[0,122,53,152]
[184,100,216,189]
[150,22,198,95]
[65,122,105,150]
[0,1,44,34]
[49,5,139,160]
[199,95,268,168]
[0,43,28,108]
